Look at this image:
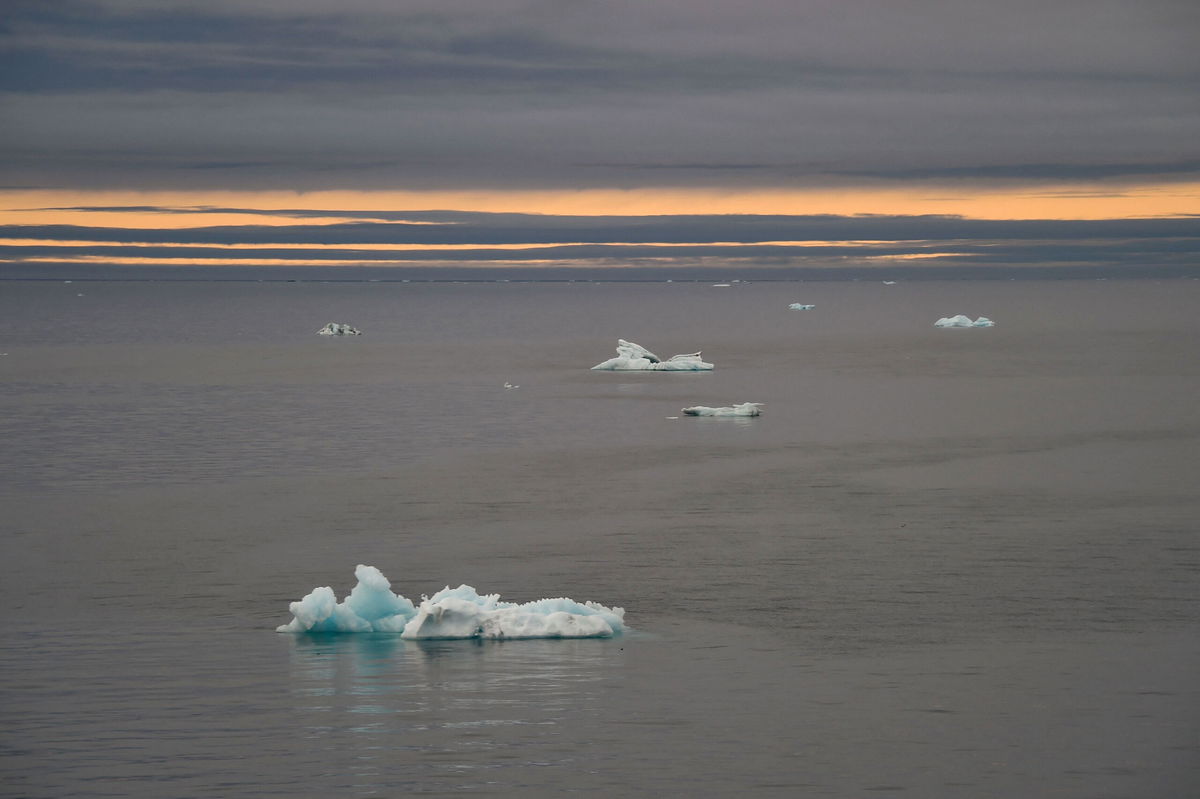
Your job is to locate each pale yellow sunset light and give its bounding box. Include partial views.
[3,181,1199,228]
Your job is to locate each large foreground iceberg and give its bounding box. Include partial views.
[591,339,713,371]
[934,315,995,328]
[682,402,762,417]
[317,322,362,336]
[277,565,626,639]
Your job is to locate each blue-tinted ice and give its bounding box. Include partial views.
[277,565,626,638]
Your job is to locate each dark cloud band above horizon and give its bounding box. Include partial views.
[2,0,1198,193]
[3,207,1197,273]
[5,210,1200,246]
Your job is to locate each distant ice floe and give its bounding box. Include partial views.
[317,322,362,336]
[591,339,713,371]
[682,402,762,417]
[277,565,626,639]
[934,315,995,328]
[788,303,815,310]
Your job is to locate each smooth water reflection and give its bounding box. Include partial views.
[284,633,626,793]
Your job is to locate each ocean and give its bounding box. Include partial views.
[1,276,1197,797]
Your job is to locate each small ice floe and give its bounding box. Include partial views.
[682,402,762,417]
[934,315,995,328]
[712,283,732,288]
[591,339,714,371]
[788,303,815,310]
[317,322,362,336]
[883,281,897,285]
[276,565,626,639]
[504,382,519,389]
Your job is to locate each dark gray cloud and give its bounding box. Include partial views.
[2,0,1197,191]
[5,210,1198,244]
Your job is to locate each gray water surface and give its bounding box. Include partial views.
[2,279,1197,797]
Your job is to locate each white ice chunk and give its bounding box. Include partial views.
[681,402,763,417]
[788,303,815,310]
[317,322,362,336]
[402,588,623,640]
[934,315,995,328]
[277,566,625,639]
[591,339,714,371]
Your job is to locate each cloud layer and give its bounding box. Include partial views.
[4,206,1197,275]
[3,0,1198,192]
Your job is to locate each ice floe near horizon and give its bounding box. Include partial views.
[277,565,626,639]
[682,402,762,417]
[788,303,815,310]
[934,315,995,328]
[591,339,713,371]
[317,322,362,336]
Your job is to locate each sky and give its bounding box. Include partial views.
[2,0,1198,275]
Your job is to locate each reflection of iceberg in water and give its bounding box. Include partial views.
[682,402,762,417]
[591,339,713,371]
[278,565,626,639]
[284,628,622,767]
[934,315,995,328]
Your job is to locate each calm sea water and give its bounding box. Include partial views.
[1,278,1198,797]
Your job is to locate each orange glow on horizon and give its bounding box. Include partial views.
[1,239,930,251]
[1,181,1199,228]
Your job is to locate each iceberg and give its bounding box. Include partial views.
[317,322,362,336]
[934,315,995,328]
[682,402,762,417]
[591,339,714,371]
[277,565,626,639]
[788,303,815,310]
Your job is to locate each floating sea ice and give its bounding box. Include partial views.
[934,315,995,328]
[317,322,362,336]
[277,565,626,639]
[277,565,416,633]
[591,339,713,371]
[504,382,519,389]
[788,303,815,310]
[681,402,762,417]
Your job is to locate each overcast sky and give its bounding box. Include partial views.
[2,0,1198,273]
